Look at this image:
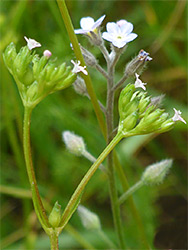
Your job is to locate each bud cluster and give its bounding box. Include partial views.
[118,84,175,135]
[3,42,77,109]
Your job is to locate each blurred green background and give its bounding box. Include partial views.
[0,0,187,249]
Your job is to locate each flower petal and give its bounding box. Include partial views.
[80,17,95,30]
[106,22,119,34]
[120,22,133,34]
[92,15,106,30]
[123,33,138,43]
[111,39,127,48]
[102,32,114,42]
[74,29,88,34]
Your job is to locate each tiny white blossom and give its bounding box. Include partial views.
[43,50,52,58]
[71,60,88,75]
[134,73,147,90]
[102,20,137,48]
[74,15,105,34]
[172,108,186,124]
[24,36,41,50]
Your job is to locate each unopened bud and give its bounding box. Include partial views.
[62,131,86,156]
[142,159,173,185]
[125,49,152,76]
[49,201,61,228]
[77,205,101,230]
[3,42,17,72]
[80,45,97,67]
[88,31,103,46]
[118,84,135,118]
[147,94,165,110]
[158,119,175,133]
[119,111,138,132]
[73,76,88,96]
[43,50,52,58]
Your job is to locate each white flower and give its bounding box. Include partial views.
[71,60,88,75]
[74,15,105,34]
[172,108,186,124]
[43,50,52,58]
[24,36,41,50]
[134,73,147,90]
[102,20,137,48]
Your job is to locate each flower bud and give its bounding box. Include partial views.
[149,94,165,109]
[3,42,17,72]
[125,49,152,76]
[43,50,52,58]
[73,76,88,96]
[119,111,138,132]
[77,205,101,230]
[26,81,38,103]
[142,159,173,185]
[158,119,175,133]
[118,84,136,119]
[62,131,86,156]
[88,31,103,46]
[138,96,151,115]
[49,201,61,228]
[3,42,77,109]
[80,45,97,67]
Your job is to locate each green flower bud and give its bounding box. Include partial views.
[3,42,77,109]
[119,111,138,132]
[49,201,61,228]
[138,96,151,115]
[158,119,175,133]
[142,159,173,185]
[62,131,86,156]
[3,42,17,72]
[77,205,101,230]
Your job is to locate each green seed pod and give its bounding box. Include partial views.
[49,201,61,228]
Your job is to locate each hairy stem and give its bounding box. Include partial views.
[50,230,59,250]
[57,0,106,137]
[118,180,144,205]
[105,51,126,248]
[59,132,123,230]
[23,107,50,232]
[113,73,129,91]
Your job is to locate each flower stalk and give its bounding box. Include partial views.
[56,0,107,137]
[59,132,124,230]
[23,107,50,233]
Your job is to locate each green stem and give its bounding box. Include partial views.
[98,229,117,249]
[55,2,150,248]
[65,224,96,250]
[23,107,50,232]
[105,50,125,248]
[118,180,144,205]
[59,132,123,229]
[56,0,106,137]
[50,230,59,250]
[113,154,151,249]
